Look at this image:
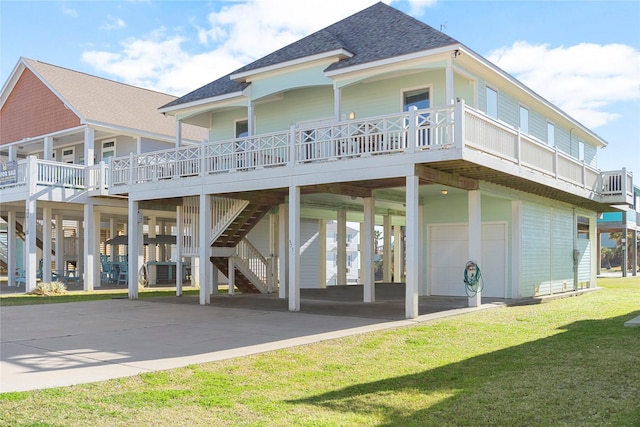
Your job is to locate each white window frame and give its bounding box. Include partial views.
[485,85,498,119]
[101,139,116,163]
[400,85,432,112]
[519,105,529,135]
[61,147,75,164]
[547,122,555,147]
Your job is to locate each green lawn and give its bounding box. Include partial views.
[1,277,638,426]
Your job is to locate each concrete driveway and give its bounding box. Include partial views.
[1,287,506,392]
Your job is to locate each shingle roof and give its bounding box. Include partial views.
[162,2,459,109]
[22,58,207,141]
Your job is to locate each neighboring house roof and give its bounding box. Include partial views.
[161,2,459,109]
[1,58,207,143]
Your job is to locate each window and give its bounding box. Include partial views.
[62,148,74,164]
[578,140,585,161]
[235,120,248,138]
[547,123,555,147]
[519,106,529,134]
[102,140,116,163]
[486,86,498,119]
[403,88,429,111]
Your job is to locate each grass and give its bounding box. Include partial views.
[0,277,638,426]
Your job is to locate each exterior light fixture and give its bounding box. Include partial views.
[441,189,448,195]
[349,112,355,120]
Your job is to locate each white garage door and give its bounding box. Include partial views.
[429,223,507,298]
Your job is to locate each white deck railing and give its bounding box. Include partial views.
[235,237,272,293]
[1,102,633,205]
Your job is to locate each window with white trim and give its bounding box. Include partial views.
[403,88,429,111]
[519,106,529,134]
[547,123,555,147]
[486,86,498,119]
[102,140,116,163]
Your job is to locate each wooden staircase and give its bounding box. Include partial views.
[210,201,274,293]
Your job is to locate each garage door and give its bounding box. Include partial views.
[429,223,507,297]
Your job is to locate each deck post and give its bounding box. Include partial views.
[288,185,301,311]
[363,196,375,303]
[278,203,288,298]
[176,205,183,296]
[199,193,211,304]
[337,209,347,286]
[383,215,392,282]
[127,199,141,299]
[7,210,16,287]
[24,197,37,293]
[468,189,482,307]
[42,206,52,284]
[405,173,420,318]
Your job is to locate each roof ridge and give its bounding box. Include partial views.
[23,57,178,99]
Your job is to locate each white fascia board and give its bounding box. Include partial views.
[324,44,460,78]
[158,90,247,116]
[2,124,89,147]
[86,121,176,144]
[457,46,608,148]
[0,59,27,109]
[230,49,354,82]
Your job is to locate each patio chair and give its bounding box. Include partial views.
[14,268,26,287]
[101,260,117,283]
[117,262,128,285]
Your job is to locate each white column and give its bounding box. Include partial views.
[228,257,235,295]
[8,145,17,161]
[511,201,522,298]
[175,120,183,147]
[84,204,100,290]
[269,213,278,292]
[55,214,63,272]
[176,206,183,296]
[318,219,327,288]
[148,215,157,285]
[446,63,455,105]
[363,197,375,303]
[419,203,427,296]
[109,218,117,262]
[383,214,392,282]
[333,83,342,121]
[405,174,420,318]
[128,200,141,299]
[247,102,255,136]
[7,210,16,287]
[43,136,53,161]
[24,198,37,292]
[77,219,84,280]
[84,127,95,166]
[337,209,347,286]
[278,203,288,299]
[288,186,301,311]
[42,206,52,283]
[393,225,403,283]
[468,190,482,307]
[199,194,211,304]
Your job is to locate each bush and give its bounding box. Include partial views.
[27,281,68,296]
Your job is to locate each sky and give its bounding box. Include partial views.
[1,0,639,180]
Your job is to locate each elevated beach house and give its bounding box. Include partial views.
[1,3,634,318]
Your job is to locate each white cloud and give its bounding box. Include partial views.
[62,7,78,18]
[101,14,126,31]
[83,0,381,95]
[487,41,640,128]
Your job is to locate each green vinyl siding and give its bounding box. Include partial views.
[520,202,577,297]
[584,143,597,168]
[521,202,552,297]
[498,91,518,128]
[250,62,333,101]
[550,208,574,294]
[529,109,547,142]
[477,79,487,113]
[209,108,247,141]
[454,73,476,108]
[255,86,333,133]
[577,237,591,287]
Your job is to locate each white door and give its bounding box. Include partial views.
[429,223,507,297]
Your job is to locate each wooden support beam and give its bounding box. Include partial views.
[415,164,478,190]
[301,183,372,199]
